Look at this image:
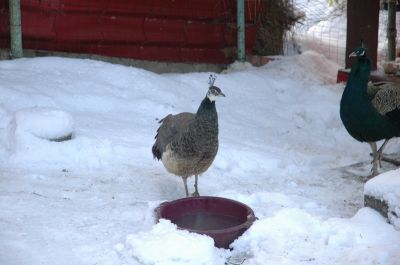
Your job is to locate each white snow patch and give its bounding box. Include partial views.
[12,107,73,140]
[264,50,340,85]
[231,207,400,265]
[364,169,400,205]
[124,219,229,265]
[364,169,400,229]
[224,61,254,72]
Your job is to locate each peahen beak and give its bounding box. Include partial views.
[349,51,357,58]
[219,92,226,97]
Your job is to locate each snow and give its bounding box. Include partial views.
[231,207,400,265]
[12,107,73,140]
[364,168,400,228]
[364,169,400,206]
[123,219,229,265]
[0,52,400,265]
[9,107,74,160]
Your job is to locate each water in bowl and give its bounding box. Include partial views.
[173,212,243,230]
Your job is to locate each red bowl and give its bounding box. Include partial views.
[155,196,256,248]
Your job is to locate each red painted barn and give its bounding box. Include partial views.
[0,0,261,64]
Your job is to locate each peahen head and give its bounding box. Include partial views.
[207,86,226,102]
[206,74,225,102]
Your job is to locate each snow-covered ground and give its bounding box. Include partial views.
[0,52,400,265]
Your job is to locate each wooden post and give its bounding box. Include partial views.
[346,0,380,70]
[387,0,397,61]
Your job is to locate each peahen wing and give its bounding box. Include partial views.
[371,82,400,115]
[367,81,385,100]
[152,112,195,159]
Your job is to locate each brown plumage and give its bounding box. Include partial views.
[369,81,400,115]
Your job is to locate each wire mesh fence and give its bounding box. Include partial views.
[378,2,400,66]
[289,0,347,66]
[289,0,400,68]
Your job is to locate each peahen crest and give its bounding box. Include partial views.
[208,74,217,87]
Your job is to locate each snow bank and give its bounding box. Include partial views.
[6,106,115,169]
[231,207,400,265]
[364,169,400,228]
[12,107,73,141]
[120,205,400,264]
[364,169,400,206]
[123,219,228,265]
[264,50,340,85]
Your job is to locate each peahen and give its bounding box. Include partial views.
[340,46,400,177]
[152,75,225,197]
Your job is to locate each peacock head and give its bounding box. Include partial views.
[207,74,226,102]
[349,47,367,59]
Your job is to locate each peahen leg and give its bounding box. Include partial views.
[377,139,389,168]
[191,175,200,197]
[368,142,379,177]
[182,177,189,197]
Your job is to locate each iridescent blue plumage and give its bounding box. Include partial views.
[340,47,400,177]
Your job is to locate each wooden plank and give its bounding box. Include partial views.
[0,0,261,63]
[346,0,380,70]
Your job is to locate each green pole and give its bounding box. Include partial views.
[387,0,396,61]
[237,0,245,62]
[9,0,23,58]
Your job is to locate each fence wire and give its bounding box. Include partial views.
[378,2,400,66]
[289,0,400,68]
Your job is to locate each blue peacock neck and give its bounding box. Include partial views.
[346,56,371,96]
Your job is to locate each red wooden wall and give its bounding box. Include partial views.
[0,0,260,64]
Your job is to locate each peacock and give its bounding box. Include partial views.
[340,46,400,177]
[152,75,225,197]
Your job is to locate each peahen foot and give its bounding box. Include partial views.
[191,190,200,197]
[191,175,200,197]
[182,177,190,197]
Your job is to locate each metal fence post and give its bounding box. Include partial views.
[237,0,245,62]
[9,0,23,58]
